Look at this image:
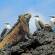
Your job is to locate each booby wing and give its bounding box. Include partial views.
[1,28,7,37]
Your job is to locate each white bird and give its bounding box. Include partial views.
[50,16,55,32]
[50,16,55,27]
[1,23,12,38]
[35,15,44,30]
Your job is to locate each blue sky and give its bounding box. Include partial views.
[0,0,55,33]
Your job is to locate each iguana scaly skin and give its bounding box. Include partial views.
[0,14,31,49]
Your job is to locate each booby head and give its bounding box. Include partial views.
[34,15,40,21]
[50,16,55,18]
[5,23,12,29]
[50,16,55,24]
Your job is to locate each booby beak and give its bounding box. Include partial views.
[34,15,39,17]
[49,16,55,18]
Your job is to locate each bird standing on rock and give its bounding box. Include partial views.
[0,23,12,40]
[35,16,44,31]
[50,16,55,32]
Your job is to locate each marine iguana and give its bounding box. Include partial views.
[0,13,31,49]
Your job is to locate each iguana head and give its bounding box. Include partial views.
[24,13,31,23]
[19,13,31,24]
[18,13,31,33]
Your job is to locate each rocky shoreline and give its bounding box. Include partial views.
[0,30,55,55]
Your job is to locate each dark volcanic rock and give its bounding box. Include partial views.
[33,31,55,45]
[0,30,55,55]
[32,44,55,55]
